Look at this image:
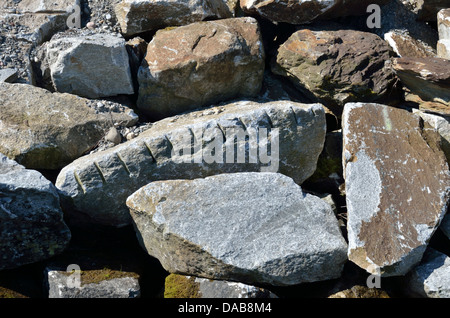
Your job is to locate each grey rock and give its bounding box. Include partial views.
[164,274,278,298]
[406,248,450,298]
[343,103,450,276]
[0,83,138,170]
[46,268,140,298]
[40,30,134,98]
[115,0,232,37]
[55,100,326,227]
[127,172,348,286]
[0,154,71,270]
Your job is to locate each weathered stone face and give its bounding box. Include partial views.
[115,0,232,37]
[272,29,398,116]
[137,17,265,120]
[240,0,338,24]
[55,100,326,227]
[0,154,71,270]
[384,30,436,58]
[392,57,450,105]
[41,30,135,99]
[127,172,348,286]
[0,83,138,170]
[343,103,450,276]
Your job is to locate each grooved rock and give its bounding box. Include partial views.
[0,83,138,170]
[0,154,71,270]
[239,0,338,24]
[343,103,450,276]
[40,30,134,98]
[55,100,326,227]
[406,248,450,298]
[137,17,265,120]
[272,29,398,116]
[115,0,232,37]
[126,172,348,286]
[392,57,450,106]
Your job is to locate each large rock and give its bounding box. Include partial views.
[0,83,138,170]
[343,103,450,276]
[164,274,277,298]
[438,9,450,59]
[271,29,398,116]
[55,100,326,227]
[239,0,338,25]
[137,17,265,120]
[39,30,135,98]
[0,154,71,270]
[126,172,348,286]
[115,0,232,37]
[406,248,450,298]
[384,30,436,58]
[392,57,450,106]
[319,0,391,19]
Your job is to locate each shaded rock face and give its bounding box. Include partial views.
[240,0,338,25]
[126,172,348,286]
[272,29,399,116]
[0,83,138,170]
[392,57,450,105]
[343,103,450,277]
[55,100,326,227]
[402,0,449,21]
[137,17,265,120]
[115,0,232,37]
[39,30,135,99]
[0,154,71,270]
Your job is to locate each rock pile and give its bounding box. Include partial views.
[0,0,449,299]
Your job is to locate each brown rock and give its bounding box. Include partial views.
[137,17,265,120]
[384,30,436,58]
[343,103,450,276]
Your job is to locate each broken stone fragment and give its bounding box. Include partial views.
[0,83,138,170]
[126,172,348,286]
[55,100,326,227]
[0,154,71,270]
[343,102,450,277]
[137,17,265,120]
[384,30,436,58]
[115,0,232,37]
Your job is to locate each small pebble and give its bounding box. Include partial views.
[105,127,122,145]
[86,21,96,29]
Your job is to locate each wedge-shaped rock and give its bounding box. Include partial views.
[406,248,450,298]
[127,172,348,286]
[41,30,134,98]
[0,154,71,270]
[343,103,450,276]
[56,100,326,227]
[137,17,265,120]
[0,83,138,170]
[115,0,232,37]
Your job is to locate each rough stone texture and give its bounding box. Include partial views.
[392,57,450,106]
[127,172,348,286]
[343,103,450,276]
[437,39,450,59]
[406,248,450,298]
[17,0,80,13]
[115,0,232,37]
[39,29,134,99]
[318,0,391,19]
[0,154,71,270]
[272,29,398,116]
[46,268,140,298]
[0,83,138,170]
[384,30,436,58]
[239,0,338,25]
[438,9,450,40]
[413,109,450,163]
[402,0,449,21]
[55,100,326,227]
[164,274,278,298]
[137,17,265,120]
